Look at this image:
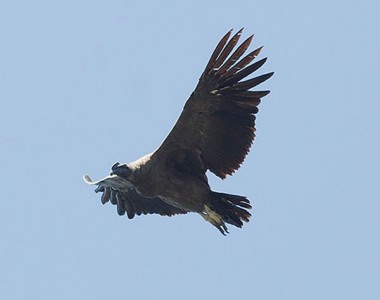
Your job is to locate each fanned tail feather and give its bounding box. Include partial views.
[208,191,252,228]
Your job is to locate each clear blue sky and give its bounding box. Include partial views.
[1,1,379,299]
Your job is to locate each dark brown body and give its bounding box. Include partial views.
[84,29,272,234]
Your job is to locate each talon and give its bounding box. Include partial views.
[200,205,229,235]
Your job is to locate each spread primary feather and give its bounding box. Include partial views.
[83,29,273,235]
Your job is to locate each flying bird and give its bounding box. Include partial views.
[83,29,273,235]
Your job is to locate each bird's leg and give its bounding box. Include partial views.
[200,205,229,235]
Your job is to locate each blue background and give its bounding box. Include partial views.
[1,1,379,299]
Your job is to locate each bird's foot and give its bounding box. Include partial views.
[200,205,229,235]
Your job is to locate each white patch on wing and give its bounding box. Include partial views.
[127,152,153,170]
[82,174,133,192]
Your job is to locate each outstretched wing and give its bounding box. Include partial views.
[151,29,273,179]
[83,175,187,218]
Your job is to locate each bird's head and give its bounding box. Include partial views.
[110,162,132,179]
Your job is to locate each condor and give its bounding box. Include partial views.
[84,29,273,235]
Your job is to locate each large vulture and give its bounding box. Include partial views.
[84,29,273,235]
